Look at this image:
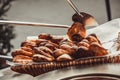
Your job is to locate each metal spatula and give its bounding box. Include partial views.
[66,0,99,28]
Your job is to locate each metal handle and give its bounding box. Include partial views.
[0,55,12,60]
[0,20,70,28]
[66,0,83,17]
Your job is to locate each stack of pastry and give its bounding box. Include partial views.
[11,13,109,77]
[12,32,108,64]
[11,13,108,64]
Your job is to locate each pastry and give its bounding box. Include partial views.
[13,55,32,64]
[56,54,73,61]
[89,42,108,56]
[53,49,69,58]
[67,22,86,42]
[33,54,54,62]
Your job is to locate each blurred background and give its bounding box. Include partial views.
[7,0,120,49]
[0,0,120,68]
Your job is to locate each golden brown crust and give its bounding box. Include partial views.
[38,33,52,40]
[21,47,33,53]
[21,41,36,49]
[33,47,54,59]
[47,41,59,49]
[56,54,73,61]
[60,39,75,46]
[89,42,108,56]
[32,54,54,62]
[37,46,53,55]
[53,49,69,58]
[60,44,76,56]
[50,36,64,44]
[67,22,86,42]
[45,43,57,51]
[86,34,101,44]
[77,41,90,48]
[81,39,89,43]
[13,55,33,64]
[35,39,48,45]
[12,49,33,57]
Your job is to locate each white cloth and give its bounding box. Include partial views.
[87,18,120,49]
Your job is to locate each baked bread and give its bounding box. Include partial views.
[67,22,86,42]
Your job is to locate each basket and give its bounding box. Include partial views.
[11,54,120,77]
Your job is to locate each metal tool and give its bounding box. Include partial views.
[0,55,12,61]
[0,1,98,29]
[66,0,83,17]
[0,20,70,28]
[66,0,99,28]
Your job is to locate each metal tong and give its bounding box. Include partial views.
[66,0,98,27]
[66,0,83,17]
[0,0,98,28]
